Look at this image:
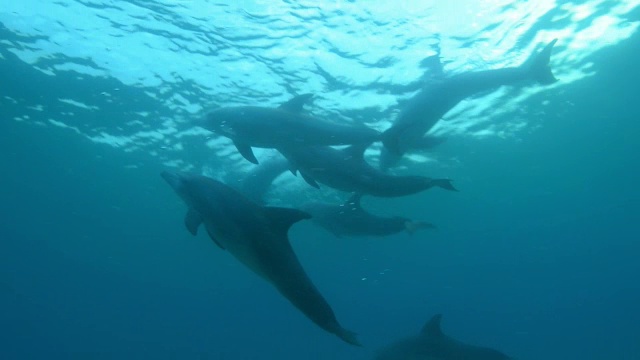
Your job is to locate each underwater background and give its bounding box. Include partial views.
[1,1,639,359]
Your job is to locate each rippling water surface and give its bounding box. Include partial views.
[1,1,639,359]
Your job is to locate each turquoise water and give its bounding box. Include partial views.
[1,1,639,359]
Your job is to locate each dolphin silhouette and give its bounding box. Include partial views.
[199,94,380,164]
[301,194,435,237]
[280,144,457,197]
[161,171,360,346]
[375,314,513,360]
[380,39,558,170]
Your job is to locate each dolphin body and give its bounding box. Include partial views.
[200,94,381,164]
[375,314,513,360]
[301,194,435,238]
[280,144,457,197]
[161,171,360,346]
[235,152,290,203]
[380,39,559,170]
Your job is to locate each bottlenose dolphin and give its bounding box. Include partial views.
[200,94,380,164]
[380,39,558,170]
[301,194,435,237]
[280,144,457,197]
[234,152,290,203]
[161,171,360,346]
[375,314,513,360]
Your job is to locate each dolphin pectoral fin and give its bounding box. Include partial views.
[334,327,361,347]
[184,208,203,236]
[204,224,225,250]
[234,141,259,164]
[263,206,311,234]
[300,172,320,189]
[278,93,314,113]
[404,221,436,235]
[421,314,444,337]
[431,178,458,192]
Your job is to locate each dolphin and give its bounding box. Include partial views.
[375,314,513,360]
[280,144,457,197]
[161,171,360,346]
[234,151,290,203]
[199,94,381,164]
[301,194,435,238]
[380,39,558,170]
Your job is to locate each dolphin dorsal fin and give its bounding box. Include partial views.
[421,314,444,337]
[279,94,314,113]
[263,206,312,234]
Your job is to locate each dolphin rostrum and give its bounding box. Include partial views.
[161,171,360,346]
[380,39,559,170]
[199,94,380,164]
[301,194,435,238]
[280,144,457,197]
[375,314,513,360]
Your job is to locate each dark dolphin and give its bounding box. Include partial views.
[375,314,513,360]
[380,39,558,170]
[161,171,360,346]
[199,94,380,164]
[280,144,457,197]
[301,194,435,238]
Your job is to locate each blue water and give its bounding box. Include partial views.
[1,1,639,359]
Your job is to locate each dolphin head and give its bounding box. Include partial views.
[200,107,241,136]
[161,170,208,206]
[161,170,188,196]
[161,170,233,220]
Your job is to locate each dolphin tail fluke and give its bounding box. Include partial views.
[526,38,558,85]
[379,147,402,172]
[335,327,362,347]
[404,221,437,235]
[381,128,402,157]
[431,178,458,192]
[379,129,404,171]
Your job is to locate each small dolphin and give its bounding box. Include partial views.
[280,144,457,197]
[161,171,360,346]
[375,314,513,360]
[301,194,435,238]
[200,94,380,164]
[381,39,558,170]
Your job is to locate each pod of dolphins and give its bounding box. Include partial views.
[162,39,558,358]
